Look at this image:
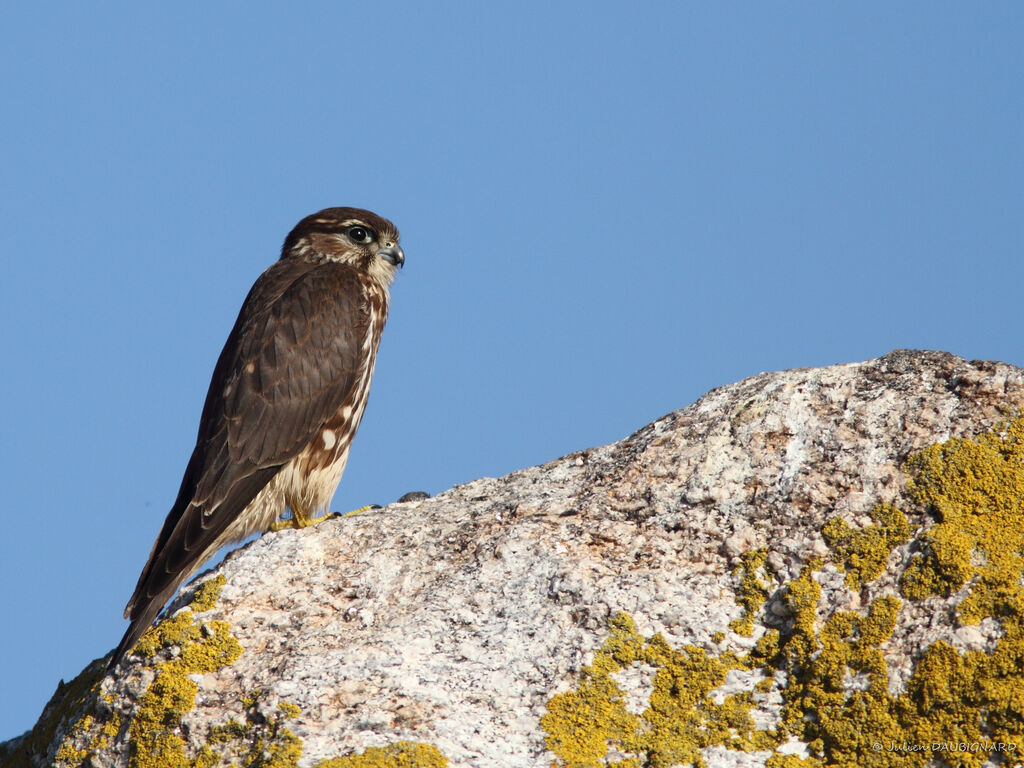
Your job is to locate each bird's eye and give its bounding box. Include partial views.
[348,226,375,244]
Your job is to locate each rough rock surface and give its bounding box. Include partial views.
[6,350,1024,768]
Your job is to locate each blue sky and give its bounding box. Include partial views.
[1,3,1022,741]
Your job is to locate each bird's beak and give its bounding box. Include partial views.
[377,244,405,267]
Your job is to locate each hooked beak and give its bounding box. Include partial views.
[377,244,405,267]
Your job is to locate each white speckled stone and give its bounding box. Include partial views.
[12,351,1024,768]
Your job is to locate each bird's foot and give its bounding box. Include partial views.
[271,505,381,531]
[270,510,334,531]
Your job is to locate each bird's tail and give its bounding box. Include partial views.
[107,578,189,671]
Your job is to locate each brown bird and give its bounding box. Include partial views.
[111,207,403,668]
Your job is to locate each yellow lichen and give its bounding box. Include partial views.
[8,573,451,768]
[131,575,228,660]
[124,630,444,768]
[541,615,641,768]
[542,613,767,768]
[901,418,1024,622]
[193,697,303,768]
[54,715,93,764]
[132,611,202,659]
[19,416,1024,768]
[765,755,821,768]
[545,418,1024,768]
[771,571,904,764]
[0,660,106,768]
[729,548,769,637]
[314,741,449,768]
[638,634,771,766]
[823,505,911,589]
[123,579,315,768]
[128,577,243,768]
[41,578,237,768]
[767,418,1024,767]
[190,574,228,612]
[54,710,124,766]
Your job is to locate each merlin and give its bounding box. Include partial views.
[110,207,404,668]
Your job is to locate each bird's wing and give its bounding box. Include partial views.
[196,259,370,510]
[120,260,369,638]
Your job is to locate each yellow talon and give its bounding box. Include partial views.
[341,505,374,517]
[301,511,335,526]
[271,508,332,531]
[271,505,374,531]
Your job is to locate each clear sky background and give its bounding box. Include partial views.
[1,2,1022,741]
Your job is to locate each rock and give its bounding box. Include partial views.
[5,349,1024,768]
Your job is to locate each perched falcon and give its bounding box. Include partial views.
[110,207,403,668]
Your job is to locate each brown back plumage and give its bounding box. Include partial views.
[111,208,401,668]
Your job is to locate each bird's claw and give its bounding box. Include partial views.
[270,510,335,531]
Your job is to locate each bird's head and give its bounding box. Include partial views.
[282,207,404,286]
